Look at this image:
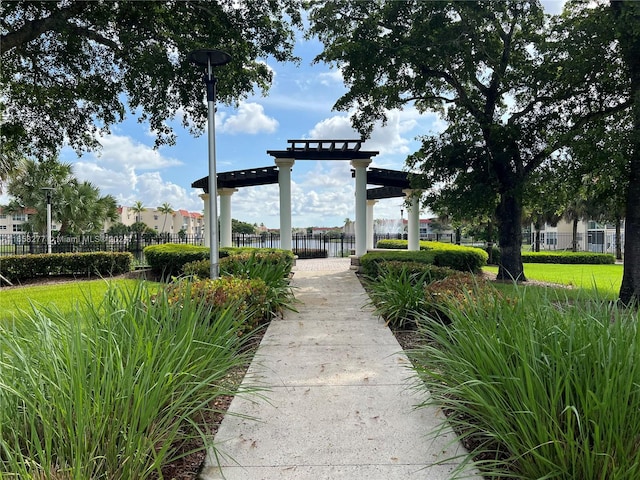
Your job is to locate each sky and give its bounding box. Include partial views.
[1,1,566,230]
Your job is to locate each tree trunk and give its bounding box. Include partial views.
[496,191,526,281]
[615,217,623,261]
[572,218,578,252]
[613,0,640,306]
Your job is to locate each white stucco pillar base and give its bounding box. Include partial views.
[366,199,378,250]
[403,189,421,251]
[218,188,237,248]
[352,159,372,256]
[275,158,295,251]
[199,193,211,247]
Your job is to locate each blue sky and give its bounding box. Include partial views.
[2,1,566,230]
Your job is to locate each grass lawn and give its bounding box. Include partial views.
[484,263,623,300]
[0,279,151,321]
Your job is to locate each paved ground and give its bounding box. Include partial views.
[199,258,481,480]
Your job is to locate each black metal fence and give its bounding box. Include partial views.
[0,233,204,260]
[1,230,622,260]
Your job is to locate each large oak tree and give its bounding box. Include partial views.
[1,0,302,164]
[308,0,628,283]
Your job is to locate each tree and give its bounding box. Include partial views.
[1,0,302,166]
[232,218,256,235]
[131,201,146,224]
[6,157,117,235]
[611,0,640,305]
[157,202,174,234]
[308,0,628,281]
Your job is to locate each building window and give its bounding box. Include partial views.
[12,224,24,232]
[0,225,6,230]
[154,215,159,220]
[0,214,6,220]
[12,214,27,222]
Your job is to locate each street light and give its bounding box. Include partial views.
[41,187,54,254]
[188,48,232,278]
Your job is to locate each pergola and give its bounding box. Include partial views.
[191,139,422,256]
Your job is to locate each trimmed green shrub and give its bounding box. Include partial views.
[293,248,328,259]
[522,251,615,264]
[360,250,436,278]
[375,238,408,249]
[144,243,209,276]
[0,252,132,283]
[370,240,487,273]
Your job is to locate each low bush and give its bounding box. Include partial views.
[293,248,328,259]
[422,241,488,272]
[522,251,615,264]
[375,239,488,272]
[164,276,270,336]
[360,250,436,278]
[0,251,132,283]
[0,282,252,479]
[144,243,209,277]
[410,291,640,479]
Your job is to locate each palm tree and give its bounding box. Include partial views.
[157,202,174,234]
[131,201,146,223]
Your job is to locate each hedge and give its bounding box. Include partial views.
[145,244,295,278]
[144,243,209,277]
[522,252,615,264]
[360,250,436,278]
[0,252,132,284]
[375,239,488,273]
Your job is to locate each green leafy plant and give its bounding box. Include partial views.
[365,264,434,330]
[409,290,640,479]
[0,282,253,479]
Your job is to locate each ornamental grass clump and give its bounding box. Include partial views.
[365,263,433,330]
[0,282,253,479]
[409,288,640,479]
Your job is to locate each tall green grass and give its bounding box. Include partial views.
[0,282,253,479]
[410,288,640,479]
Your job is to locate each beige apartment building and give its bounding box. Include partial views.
[1,205,203,238]
[115,205,204,237]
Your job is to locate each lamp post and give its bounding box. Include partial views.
[188,49,232,278]
[41,187,54,254]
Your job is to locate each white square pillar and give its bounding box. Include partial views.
[275,158,295,251]
[403,189,421,251]
[218,188,238,247]
[351,159,372,256]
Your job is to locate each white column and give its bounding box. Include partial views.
[366,199,378,250]
[218,188,237,248]
[351,159,372,256]
[275,158,295,251]
[404,189,421,251]
[199,193,211,247]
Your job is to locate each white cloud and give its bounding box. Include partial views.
[91,133,183,170]
[218,102,279,134]
[307,107,444,159]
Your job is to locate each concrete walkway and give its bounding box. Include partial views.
[199,258,481,480]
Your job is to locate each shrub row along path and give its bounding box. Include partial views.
[199,258,481,480]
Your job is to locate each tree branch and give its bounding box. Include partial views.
[420,66,483,118]
[1,2,87,52]
[525,98,632,175]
